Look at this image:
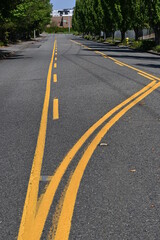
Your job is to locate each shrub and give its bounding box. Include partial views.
[141,40,156,50]
[0,41,5,47]
[99,37,105,43]
[132,40,143,49]
[84,34,93,40]
[131,40,156,51]
[73,31,79,36]
[154,45,160,53]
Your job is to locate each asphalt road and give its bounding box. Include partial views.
[0,34,160,240]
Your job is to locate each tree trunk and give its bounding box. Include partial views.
[121,30,125,42]
[134,28,139,41]
[154,26,160,45]
[112,31,115,41]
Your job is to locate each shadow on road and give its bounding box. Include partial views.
[0,50,32,60]
[72,38,160,63]
[136,63,160,68]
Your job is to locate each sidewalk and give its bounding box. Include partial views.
[0,34,47,59]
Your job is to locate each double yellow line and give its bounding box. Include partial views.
[18,38,160,240]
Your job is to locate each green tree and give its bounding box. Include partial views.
[0,0,23,43]
[72,0,86,33]
[118,0,131,42]
[0,0,52,43]
[93,0,104,35]
[145,0,160,45]
[101,0,122,39]
[130,0,149,40]
[73,0,103,36]
[12,0,52,39]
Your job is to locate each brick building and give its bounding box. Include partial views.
[52,8,73,29]
[52,16,72,28]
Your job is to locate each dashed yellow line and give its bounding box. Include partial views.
[53,98,59,120]
[53,74,57,83]
[54,63,57,68]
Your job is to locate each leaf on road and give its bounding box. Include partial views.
[99,143,108,146]
[129,169,136,173]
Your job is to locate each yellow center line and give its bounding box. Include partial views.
[53,98,59,120]
[31,81,156,240]
[107,56,160,81]
[114,62,124,66]
[54,81,160,240]
[54,63,57,68]
[71,40,92,50]
[71,40,82,45]
[53,74,57,83]
[95,51,106,56]
[84,46,92,50]
[138,72,157,81]
[118,61,160,81]
[18,38,56,240]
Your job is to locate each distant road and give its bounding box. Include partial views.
[1,34,160,240]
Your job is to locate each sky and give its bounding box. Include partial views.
[51,0,76,10]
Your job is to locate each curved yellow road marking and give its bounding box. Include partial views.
[18,39,56,240]
[71,40,160,82]
[54,82,160,240]
[31,81,156,240]
[138,72,157,81]
[114,61,124,66]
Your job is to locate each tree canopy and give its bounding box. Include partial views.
[72,0,160,45]
[0,0,52,43]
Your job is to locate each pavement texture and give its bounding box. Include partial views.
[0,34,160,240]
